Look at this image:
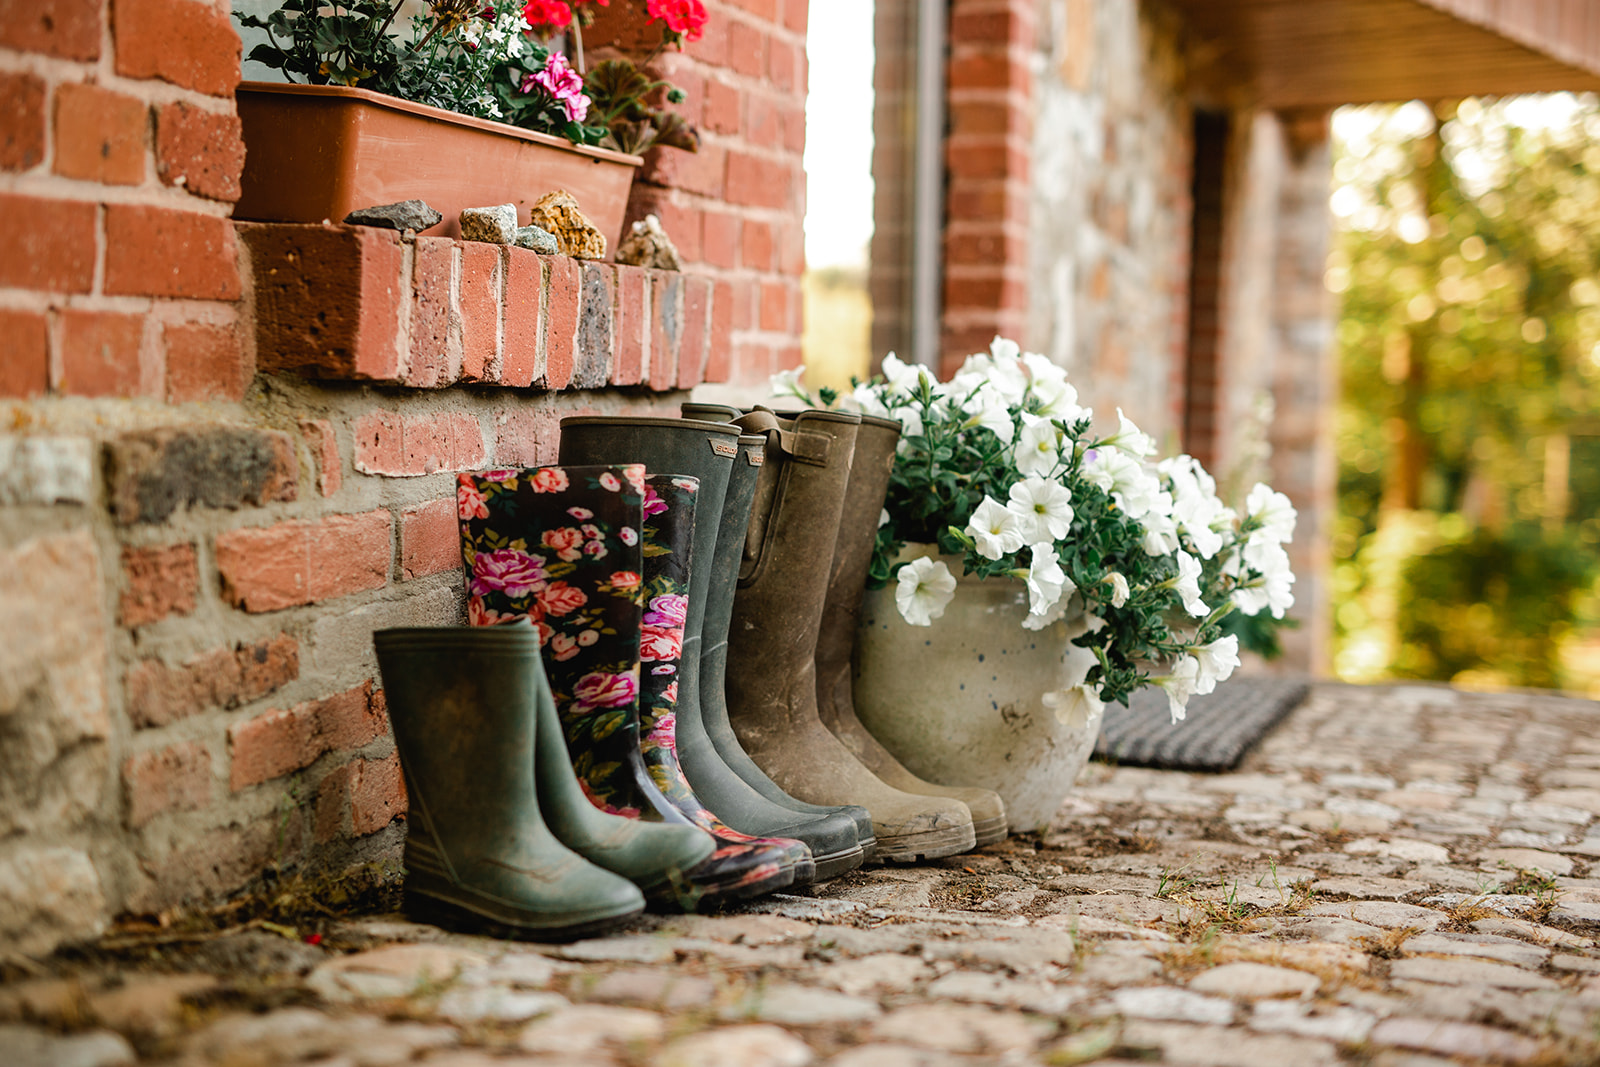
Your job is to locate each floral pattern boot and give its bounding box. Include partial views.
[460,464,804,907]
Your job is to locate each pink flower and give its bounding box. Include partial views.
[671,477,698,492]
[467,596,521,627]
[567,506,594,520]
[470,548,548,598]
[639,624,682,662]
[619,527,638,546]
[610,570,641,590]
[530,468,569,493]
[577,629,599,646]
[573,670,637,708]
[651,664,676,675]
[482,469,518,482]
[541,527,584,561]
[663,681,678,704]
[534,580,587,617]
[523,52,590,124]
[648,712,677,751]
[643,486,668,519]
[580,524,603,540]
[643,593,688,627]
[583,539,608,559]
[458,481,489,521]
[548,633,579,661]
[599,472,622,491]
[622,465,646,495]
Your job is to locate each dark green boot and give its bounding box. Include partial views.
[373,625,644,940]
[558,418,866,880]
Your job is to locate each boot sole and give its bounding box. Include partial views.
[811,842,866,882]
[971,815,1008,849]
[648,853,804,913]
[403,886,642,942]
[876,822,979,863]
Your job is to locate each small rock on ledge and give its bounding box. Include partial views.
[343,199,442,232]
[528,190,606,260]
[615,214,682,271]
[515,224,560,254]
[460,204,518,245]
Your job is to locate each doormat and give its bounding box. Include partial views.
[1093,678,1311,773]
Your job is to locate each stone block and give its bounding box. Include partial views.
[0,437,94,505]
[0,847,108,958]
[105,426,296,525]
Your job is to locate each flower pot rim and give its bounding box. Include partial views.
[237,81,645,168]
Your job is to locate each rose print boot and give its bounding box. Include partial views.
[634,473,816,904]
[460,464,807,907]
[373,624,645,940]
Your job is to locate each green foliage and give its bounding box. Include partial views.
[583,59,700,155]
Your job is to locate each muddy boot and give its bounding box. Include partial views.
[458,464,806,907]
[373,625,645,940]
[558,418,866,881]
[728,409,977,862]
[818,414,1008,847]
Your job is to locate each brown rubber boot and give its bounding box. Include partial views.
[727,409,976,861]
[818,415,1010,848]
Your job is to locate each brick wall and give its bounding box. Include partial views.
[0,0,797,954]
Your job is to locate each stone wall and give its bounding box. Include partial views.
[0,0,805,956]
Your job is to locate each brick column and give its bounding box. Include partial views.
[941,0,1035,378]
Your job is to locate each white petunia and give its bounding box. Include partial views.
[1245,482,1297,545]
[1231,543,1295,619]
[1023,543,1073,621]
[895,557,956,626]
[1013,414,1062,478]
[770,366,808,402]
[1021,353,1086,421]
[965,497,1027,560]
[1158,655,1202,723]
[1190,635,1240,696]
[878,508,890,528]
[1092,450,1162,519]
[1172,550,1209,617]
[1106,407,1158,457]
[1043,684,1104,730]
[968,398,1016,445]
[1140,509,1182,556]
[1104,572,1130,608]
[881,352,934,398]
[1007,477,1075,542]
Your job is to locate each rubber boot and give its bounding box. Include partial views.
[558,418,866,880]
[458,464,806,907]
[729,409,977,861]
[373,625,644,940]
[681,404,879,861]
[817,415,1009,847]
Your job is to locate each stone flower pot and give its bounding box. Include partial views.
[234,82,643,251]
[852,546,1103,833]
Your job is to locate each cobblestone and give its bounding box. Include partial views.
[16,683,1600,1064]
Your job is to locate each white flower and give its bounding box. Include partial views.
[1172,550,1209,618]
[1245,482,1297,545]
[989,335,1021,362]
[1092,450,1162,519]
[968,398,1016,445]
[965,497,1026,560]
[882,352,935,398]
[878,508,890,529]
[1140,509,1181,556]
[1231,543,1295,619]
[1158,656,1202,723]
[1106,408,1158,457]
[1007,477,1075,542]
[1044,685,1104,730]
[895,557,956,626]
[1021,353,1085,421]
[769,366,808,402]
[1190,635,1240,695]
[1023,543,1073,621]
[849,381,891,418]
[1013,414,1061,477]
[1104,572,1130,608]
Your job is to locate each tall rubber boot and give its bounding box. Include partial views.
[728,409,977,861]
[459,464,807,906]
[681,405,879,860]
[373,625,644,940]
[558,418,866,880]
[817,414,1009,847]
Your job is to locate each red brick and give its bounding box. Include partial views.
[760,279,788,332]
[229,680,387,790]
[703,78,741,135]
[493,407,557,468]
[317,752,406,840]
[731,276,758,331]
[947,50,1028,93]
[124,741,212,828]
[113,0,241,97]
[731,340,772,385]
[126,633,299,728]
[59,309,148,397]
[768,38,797,93]
[728,19,765,78]
[704,279,734,383]
[459,242,502,381]
[165,321,249,402]
[0,194,96,292]
[746,92,780,150]
[314,763,350,843]
[780,101,806,154]
[125,817,302,913]
[401,498,462,581]
[742,219,775,271]
[299,418,341,497]
[501,246,542,387]
[650,201,702,265]
[405,237,458,388]
[779,220,805,276]
[640,142,726,200]
[542,255,580,390]
[0,72,46,171]
[678,275,712,389]
[648,271,679,392]
[725,151,793,210]
[352,410,486,477]
[702,210,739,269]
[154,100,244,201]
[242,223,405,381]
[217,510,392,613]
[729,0,778,21]
[613,265,647,386]
[105,205,241,300]
[0,309,48,396]
[54,83,146,185]
[784,0,808,32]
[119,543,199,628]
[0,0,101,59]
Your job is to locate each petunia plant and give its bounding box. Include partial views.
[772,338,1299,724]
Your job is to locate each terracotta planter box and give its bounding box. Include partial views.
[234,82,642,252]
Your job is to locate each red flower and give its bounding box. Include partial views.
[639,623,682,662]
[646,0,707,41]
[530,467,570,493]
[523,0,573,30]
[535,580,588,617]
[541,526,585,561]
[610,570,641,590]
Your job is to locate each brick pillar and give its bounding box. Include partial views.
[941,0,1034,378]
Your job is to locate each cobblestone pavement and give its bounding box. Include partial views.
[11,682,1600,1066]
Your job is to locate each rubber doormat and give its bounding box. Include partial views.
[1093,678,1311,773]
